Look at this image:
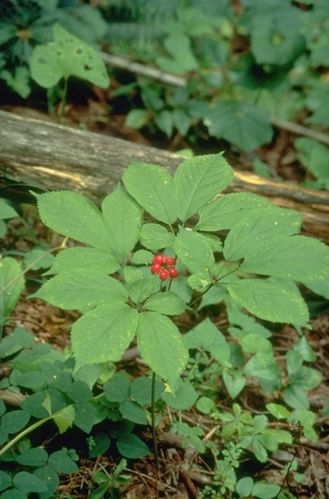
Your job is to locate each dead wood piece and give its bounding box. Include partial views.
[1,110,329,242]
[101,52,186,87]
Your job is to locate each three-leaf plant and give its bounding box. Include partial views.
[34,153,329,388]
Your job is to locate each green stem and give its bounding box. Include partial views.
[0,415,52,457]
[151,371,159,472]
[58,77,68,123]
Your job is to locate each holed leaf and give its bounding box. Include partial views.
[30,23,109,89]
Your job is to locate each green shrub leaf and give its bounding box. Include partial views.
[116,433,150,459]
[144,291,185,315]
[206,101,273,151]
[34,271,128,311]
[72,304,138,368]
[223,207,302,261]
[228,278,309,325]
[123,163,178,224]
[175,228,214,274]
[102,185,142,263]
[137,312,188,386]
[197,192,271,231]
[37,191,111,251]
[174,153,233,222]
[48,247,119,275]
[140,223,175,250]
[240,235,329,283]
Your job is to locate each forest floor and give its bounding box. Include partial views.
[1,96,329,498]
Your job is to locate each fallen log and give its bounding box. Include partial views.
[0,110,329,242]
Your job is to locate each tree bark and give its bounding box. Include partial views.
[1,110,329,242]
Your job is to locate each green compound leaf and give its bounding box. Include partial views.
[175,228,214,274]
[240,235,329,283]
[123,163,178,224]
[228,278,309,326]
[0,257,25,320]
[102,185,142,264]
[137,311,188,387]
[144,291,186,316]
[196,192,271,232]
[140,223,175,251]
[34,271,128,312]
[37,191,112,251]
[48,247,120,275]
[72,304,138,368]
[30,23,109,89]
[174,153,233,222]
[206,101,273,151]
[223,207,302,261]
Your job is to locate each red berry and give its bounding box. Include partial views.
[166,257,176,266]
[151,264,161,274]
[168,268,179,278]
[152,255,163,265]
[159,269,169,281]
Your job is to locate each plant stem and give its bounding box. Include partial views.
[0,416,52,457]
[58,77,68,123]
[151,371,159,472]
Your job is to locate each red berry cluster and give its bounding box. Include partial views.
[151,254,179,281]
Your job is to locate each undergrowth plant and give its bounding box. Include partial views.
[1,153,328,497]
